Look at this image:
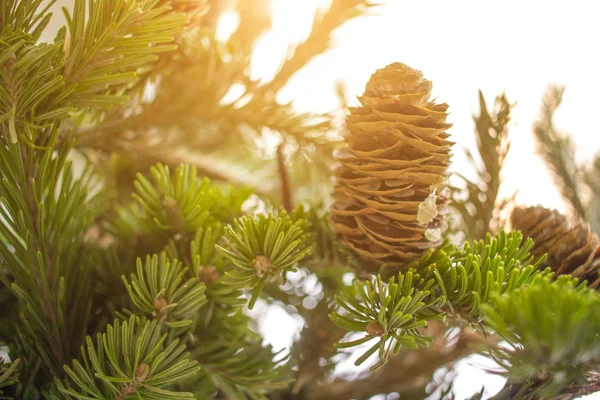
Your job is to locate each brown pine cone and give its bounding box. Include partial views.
[330,62,453,272]
[511,205,600,288]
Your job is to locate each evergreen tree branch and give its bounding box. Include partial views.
[231,0,272,54]
[216,211,312,309]
[0,127,102,379]
[0,0,58,40]
[533,85,587,220]
[329,232,549,368]
[59,0,188,111]
[277,143,293,212]
[122,253,207,330]
[451,91,513,241]
[262,0,376,94]
[50,316,200,399]
[483,276,600,399]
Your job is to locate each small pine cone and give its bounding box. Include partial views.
[511,206,600,287]
[330,63,453,272]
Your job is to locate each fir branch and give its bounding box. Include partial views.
[307,324,482,400]
[60,0,188,110]
[0,29,69,138]
[452,91,514,240]
[277,143,293,212]
[263,0,376,94]
[132,163,217,234]
[330,232,551,367]
[191,342,293,400]
[216,212,312,309]
[533,85,587,220]
[51,316,200,399]
[331,271,443,371]
[0,0,58,41]
[122,253,207,330]
[483,276,600,399]
[73,30,334,151]
[0,128,102,377]
[231,0,272,53]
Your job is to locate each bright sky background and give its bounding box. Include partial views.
[44,0,600,399]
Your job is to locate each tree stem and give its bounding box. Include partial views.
[277,143,293,212]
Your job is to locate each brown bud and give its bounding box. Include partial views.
[365,322,385,337]
[135,363,151,382]
[154,296,168,312]
[253,254,272,277]
[198,265,218,284]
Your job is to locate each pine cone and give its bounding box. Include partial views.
[511,206,600,287]
[330,63,453,272]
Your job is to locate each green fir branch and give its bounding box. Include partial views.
[51,316,200,399]
[122,253,207,330]
[0,0,58,40]
[132,163,217,234]
[60,0,187,111]
[331,271,444,371]
[191,342,293,400]
[216,212,312,309]
[483,276,600,399]
[330,232,552,368]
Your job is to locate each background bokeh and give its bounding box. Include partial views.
[43,1,600,398]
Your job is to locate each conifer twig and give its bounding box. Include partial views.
[451,91,513,240]
[263,0,375,94]
[277,143,293,212]
[533,85,586,219]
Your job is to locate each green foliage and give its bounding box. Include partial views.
[452,91,513,240]
[217,212,312,309]
[62,0,187,110]
[133,163,217,233]
[482,276,600,397]
[52,316,200,399]
[191,342,293,400]
[122,254,207,330]
[0,129,101,377]
[0,29,69,139]
[434,231,549,321]
[0,358,19,400]
[1,1,58,40]
[331,271,443,371]
[330,232,552,368]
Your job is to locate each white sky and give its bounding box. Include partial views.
[44,1,600,399]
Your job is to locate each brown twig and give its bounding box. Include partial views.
[277,143,293,212]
